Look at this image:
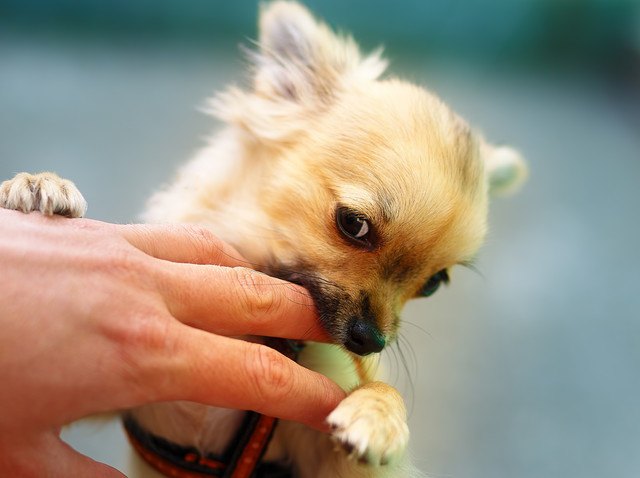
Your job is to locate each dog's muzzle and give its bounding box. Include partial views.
[344,319,385,355]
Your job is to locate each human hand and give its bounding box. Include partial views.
[0,208,345,477]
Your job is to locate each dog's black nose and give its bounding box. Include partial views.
[344,320,385,355]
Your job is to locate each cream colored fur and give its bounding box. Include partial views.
[0,2,527,477]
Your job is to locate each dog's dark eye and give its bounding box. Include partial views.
[336,207,373,248]
[420,269,449,297]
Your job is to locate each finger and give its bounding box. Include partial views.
[145,325,345,431]
[5,432,126,478]
[118,223,249,267]
[156,262,329,342]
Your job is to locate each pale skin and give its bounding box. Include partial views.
[0,209,345,477]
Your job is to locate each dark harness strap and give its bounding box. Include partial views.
[124,339,302,478]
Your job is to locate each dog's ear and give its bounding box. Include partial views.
[254,1,386,103]
[482,143,528,196]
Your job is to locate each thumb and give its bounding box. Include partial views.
[1,431,126,478]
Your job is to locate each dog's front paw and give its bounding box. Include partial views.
[327,381,409,467]
[0,172,86,218]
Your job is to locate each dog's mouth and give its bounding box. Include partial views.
[267,265,386,356]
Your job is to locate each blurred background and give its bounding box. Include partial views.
[1,1,639,477]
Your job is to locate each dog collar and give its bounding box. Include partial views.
[124,339,303,478]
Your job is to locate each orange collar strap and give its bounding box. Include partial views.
[124,412,287,478]
[124,339,303,478]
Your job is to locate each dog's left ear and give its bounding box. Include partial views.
[254,1,386,103]
[482,143,528,196]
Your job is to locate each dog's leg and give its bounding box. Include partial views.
[0,172,87,218]
[275,344,416,477]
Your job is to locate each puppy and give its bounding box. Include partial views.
[0,2,527,477]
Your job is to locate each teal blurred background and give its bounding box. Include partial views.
[1,1,639,477]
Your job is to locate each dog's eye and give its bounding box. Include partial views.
[336,207,373,248]
[420,269,449,297]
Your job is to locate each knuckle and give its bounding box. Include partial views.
[81,243,154,307]
[98,245,149,280]
[103,307,174,373]
[70,216,105,233]
[232,268,281,323]
[103,305,170,353]
[183,225,225,263]
[245,344,293,403]
[101,308,174,402]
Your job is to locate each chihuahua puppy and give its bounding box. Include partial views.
[0,2,526,477]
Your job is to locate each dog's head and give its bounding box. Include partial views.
[214,2,527,355]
